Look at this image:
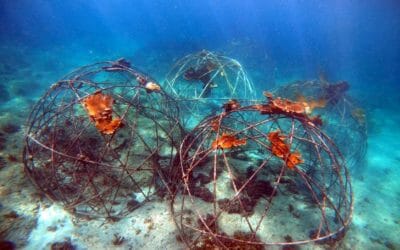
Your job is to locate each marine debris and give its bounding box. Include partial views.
[135,75,161,93]
[267,130,303,169]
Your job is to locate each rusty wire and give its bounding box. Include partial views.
[272,79,367,172]
[172,103,353,249]
[23,60,185,219]
[164,50,258,129]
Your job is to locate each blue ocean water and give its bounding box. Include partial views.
[0,0,399,249]
[1,1,398,84]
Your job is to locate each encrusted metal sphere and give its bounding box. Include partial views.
[23,60,184,219]
[173,104,353,249]
[272,79,367,171]
[164,50,258,129]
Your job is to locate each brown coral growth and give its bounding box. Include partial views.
[286,151,303,169]
[210,118,220,132]
[296,95,326,114]
[263,91,306,114]
[82,91,122,134]
[254,92,324,127]
[267,130,303,169]
[222,99,241,112]
[268,130,290,158]
[211,133,246,149]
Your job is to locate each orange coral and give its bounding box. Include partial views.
[83,91,114,118]
[262,92,327,115]
[286,151,303,169]
[267,130,303,169]
[271,97,306,114]
[296,95,326,114]
[268,131,289,158]
[94,118,122,135]
[211,133,246,149]
[136,75,161,93]
[254,92,324,127]
[262,92,306,114]
[82,91,123,134]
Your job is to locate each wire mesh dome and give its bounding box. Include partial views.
[164,50,257,129]
[172,94,353,249]
[272,79,367,171]
[23,59,184,219]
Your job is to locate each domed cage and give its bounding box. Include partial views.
[272,79,367,171]
[23,59,184,219]
[172,95,353,249]
[164,50,258,129]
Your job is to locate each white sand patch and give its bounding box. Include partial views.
[132,186,155,203]
[24,200,182,250]
[26,204,75,250]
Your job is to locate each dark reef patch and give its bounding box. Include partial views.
[50,239,77,250]
[0,84,10,103]
[0,156,6,169]
[190,186,215,203]
[0,122,20,134]
[6,154,19,163]
[0,132,6,150]
[8,81,41,97]
[218,195,256,215]
[0,241,16,250]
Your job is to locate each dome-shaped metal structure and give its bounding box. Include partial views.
[164,50,258,129]
[23,59,184,219]
[272,79,367,171]
[172,95,353,248]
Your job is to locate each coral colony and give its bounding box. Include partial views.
[272,80,367,171]
[23,55,354,248]
[82,91,123,135]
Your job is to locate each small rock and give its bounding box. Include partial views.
[50,240,76,250]
[7,155,19,163]
[1,123,20,134]
[0,156,7,169]
[3,211,19,219]
[384,241,396,250]
[0,240,16,250]
[127,199,140,212]
[47,226,58,232]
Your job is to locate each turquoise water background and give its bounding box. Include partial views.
[0,1,399,249]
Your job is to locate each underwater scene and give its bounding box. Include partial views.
[0,1,399,249]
